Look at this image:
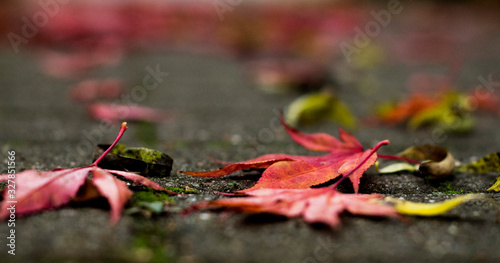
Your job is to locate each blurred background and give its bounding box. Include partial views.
[2,0,500,163]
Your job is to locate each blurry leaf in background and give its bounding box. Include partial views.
[456,152,500,173]
[87,103,170,124]
[285,91,357,128]
[70,78,124,103]
[376,93,437,125]
[398,145,455,179]
[376,91,474,133]
[408,92,474,132]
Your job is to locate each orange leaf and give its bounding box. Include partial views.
[378,93,438,124]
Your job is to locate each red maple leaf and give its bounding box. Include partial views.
[182,140,403,228]
[0,123,176,224]
[87,103,170,124]
[182,138,401,228]
[181,116,388,193]
[184,187,399,229]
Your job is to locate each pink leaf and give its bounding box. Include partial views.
[0,168,89,219]
[87,103,169,123]
[0,122,176,223]
[92,168,133,224]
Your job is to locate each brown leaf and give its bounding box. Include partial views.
[398,145,455,179]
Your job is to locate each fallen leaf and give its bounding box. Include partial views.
[456,152,500,173]
[398,145,455,179]
[377,162,418,174]
[181,115,388,193]
[184,188,399,229]
[389,194,486,216]
[0,123,176,223]
[285,91,357,128]
[455,152,500,191]
[376,93,438,125]
[408,92,474,132]
[375,91,475,133]
[87,103,169,124]
[487,176,500,192]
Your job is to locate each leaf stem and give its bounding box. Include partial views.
[92,122,128,166]
[378,154,421,165]
[330,140,390,190]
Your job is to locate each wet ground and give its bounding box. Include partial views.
[2,2,500,263]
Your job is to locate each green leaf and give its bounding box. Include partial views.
[285,92,357,128]
[408,92,474,133]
